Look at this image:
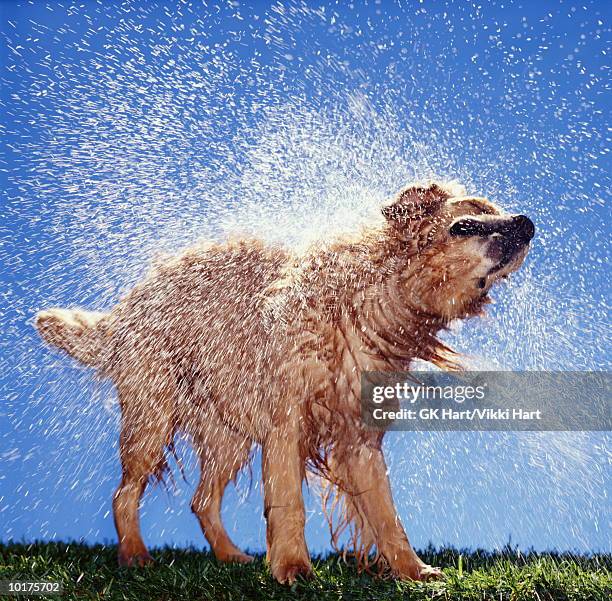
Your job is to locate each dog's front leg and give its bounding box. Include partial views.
[262,424,312,584]
[336,444,443,581]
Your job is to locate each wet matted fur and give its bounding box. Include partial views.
[35,181,534,583]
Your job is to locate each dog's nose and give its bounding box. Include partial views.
[510,215,535,242]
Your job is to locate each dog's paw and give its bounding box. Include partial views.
[118,552,154,568]
[416,564,445,581]
[221,551,255,564]
[272,559,312,584]
[394,560,445,582]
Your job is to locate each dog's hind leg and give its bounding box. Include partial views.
[112,371,176,567]
[191,427,253,563]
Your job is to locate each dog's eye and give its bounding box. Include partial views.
[449,219,493,237]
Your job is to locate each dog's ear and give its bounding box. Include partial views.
[382,182,458,225]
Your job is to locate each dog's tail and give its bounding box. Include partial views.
[35,308,111,368]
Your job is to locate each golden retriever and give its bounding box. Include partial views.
[35,181,534,583]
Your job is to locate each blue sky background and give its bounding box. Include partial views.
[1,0,610,555]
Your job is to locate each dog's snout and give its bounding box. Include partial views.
[450,215,535,243]
[510,215,535,242]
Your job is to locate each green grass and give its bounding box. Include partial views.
[0,542,609,601]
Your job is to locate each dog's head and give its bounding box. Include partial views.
[382,181,534,321]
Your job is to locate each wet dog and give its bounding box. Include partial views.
[35,181,534,583]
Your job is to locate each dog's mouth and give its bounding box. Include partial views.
[450,214,535,288]
[485,233,530,274]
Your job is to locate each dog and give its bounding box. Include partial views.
[35,181,534,583]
